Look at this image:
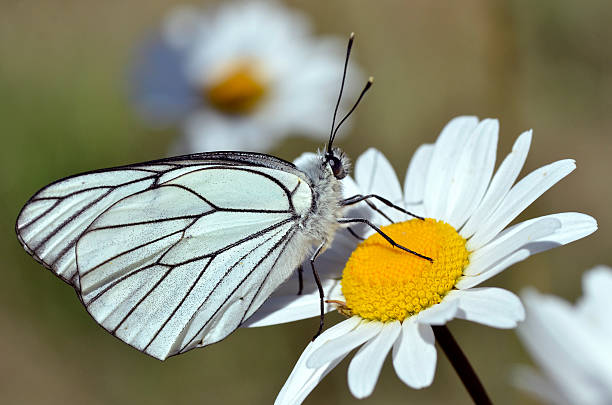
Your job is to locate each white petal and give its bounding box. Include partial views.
[518,289,612,403]
[467,159,576,250]
[243,280,342,327]
[403,202,426,220]
[453,288,525,328]
[445,119,499,229]
[183,111,274,152]
[415,298,459,325]
[522,212,597,254]
[341,175,362,199]
[424,116,479,219]
[458,213,596,288]
[579,265,612,311]
[347,321,401,398]
[392,320,436,389]
[404,144,433,204]
[456,249,530,289]
[461,130,532,238]
[162,5,203,48]
[354,148,402,202]
[465,217,561,276]
[512,365,571,405]
[581,266,612,298]
[275,317,361,405]
[577,266,612,339]
[307,320,383,368]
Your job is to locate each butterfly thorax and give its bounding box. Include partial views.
[296,148,351,248]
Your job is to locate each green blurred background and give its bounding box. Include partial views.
[2,1,611,404]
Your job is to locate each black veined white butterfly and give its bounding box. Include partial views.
[15,34,430,361]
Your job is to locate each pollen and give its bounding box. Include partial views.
[205,62,267,115]
[341,218,469,322]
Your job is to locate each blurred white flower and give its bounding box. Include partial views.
[515,266,612,405]
[132,0,361,152]
[242,116,597,403]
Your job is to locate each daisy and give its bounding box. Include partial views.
[515,266,612,404]
[131,0,360,152]
[243,116,598,403]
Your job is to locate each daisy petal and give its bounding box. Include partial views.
[341,175,362,199]
[465,217,561,276]
[348,321,401,398]
[353,148,407,224]
[453,288,525,328]
[461,130,532,238]
[307,320,383,368]
[579,266,612,315]
[467,159,576,251]
[131,35,198,126]
[456,249,530,289]
[354,148,402,202]
[183,111,273,151]
[522,212,597,254]
[518,289,612,401]
[415,298,459,325]
[243,280,342,327]
[424,116,479,219]
[577,266,612,336]
[581,266,612,298]
[446,119,498,229]
[459,213,596,288]
[512,365,571,405]
[341,175,378,227]
[392,320,436,389]
[404,144,433,204]
[162,5,202,48]
[275,317,361,405]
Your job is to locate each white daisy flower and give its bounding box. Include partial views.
[243,116,597,403]
[515,266,612,405]
[132,0,360,152]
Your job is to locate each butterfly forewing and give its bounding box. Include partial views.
[16,169,165,283]
[16,153,314,360]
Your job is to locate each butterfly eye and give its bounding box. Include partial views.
[327,155,346,179]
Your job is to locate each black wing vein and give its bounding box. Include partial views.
[178,224,297,353]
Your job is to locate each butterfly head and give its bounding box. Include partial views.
[324,148,349,179]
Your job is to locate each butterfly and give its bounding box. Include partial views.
[15,34,429,360]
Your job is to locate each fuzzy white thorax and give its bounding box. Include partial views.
[251,148,351,315]
[295,148,351,249]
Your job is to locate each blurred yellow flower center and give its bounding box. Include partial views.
[341,218,469,322]
[205,63,267,115]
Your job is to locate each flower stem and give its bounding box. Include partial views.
[432,325,492,405]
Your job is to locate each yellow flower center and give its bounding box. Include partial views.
[205,61,267,115]
[341,218,469,322]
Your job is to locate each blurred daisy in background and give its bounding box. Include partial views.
[131,0,360,153]
[243,116,598,403]
[514,266,612,405]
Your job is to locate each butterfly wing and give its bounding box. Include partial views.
[16,152,314,360]
[16,166,165,284]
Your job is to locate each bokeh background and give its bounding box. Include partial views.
[2,1,611,404]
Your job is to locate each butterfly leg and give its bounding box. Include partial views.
[338,218,433,262]
[341,194,425,221]
[310,241,326,341]
[297,265,304,295]
[346,227,365,241]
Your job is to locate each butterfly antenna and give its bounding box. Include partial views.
[331,77,373,141]
[328,32,355,154]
